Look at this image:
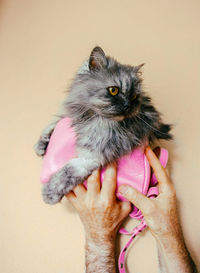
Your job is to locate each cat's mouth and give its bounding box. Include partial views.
[106,108,140,121]
[95,104,140,121]
[98,112,126,121]
[112,115,125,121]
[103,111,135,121]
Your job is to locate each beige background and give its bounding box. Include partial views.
[0,0,200,272]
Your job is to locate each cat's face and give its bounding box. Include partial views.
[71,47,144,121]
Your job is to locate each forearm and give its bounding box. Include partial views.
[85,235,116,273]
[157,241,168,273]
[155,231,197,273]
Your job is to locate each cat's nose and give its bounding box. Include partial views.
[123,101,131,111]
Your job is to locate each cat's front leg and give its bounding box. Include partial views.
[34,117,61,156]
[42,155,100,205]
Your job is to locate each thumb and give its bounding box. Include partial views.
[119,185,150,213]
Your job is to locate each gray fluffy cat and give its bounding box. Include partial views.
[34,46,172,205]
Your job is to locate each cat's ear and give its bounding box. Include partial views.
[89,46,107,70]
[134,63,145,75]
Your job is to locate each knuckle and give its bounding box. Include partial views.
[104,178,114,184]
[99,196,111,209]
[124,188,137,202]
[88,176,96,184]
[129,189,137,200]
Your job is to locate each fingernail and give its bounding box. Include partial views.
[109,161,117,168]
[119,186,129,195]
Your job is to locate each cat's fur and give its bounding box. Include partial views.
[34,46,172,204]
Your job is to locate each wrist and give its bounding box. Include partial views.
[85,230,116,248]
[154,227,186,254]
[86,237,116,253]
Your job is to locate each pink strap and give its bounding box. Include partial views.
[118,186,159,272]
[118,148,168,273]
[118,220,147,272]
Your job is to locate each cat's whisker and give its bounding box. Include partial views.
[135,113,169,136]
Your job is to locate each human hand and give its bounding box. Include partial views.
[66,164,131,273]
[119,146,180,239]
[65,163,131,244]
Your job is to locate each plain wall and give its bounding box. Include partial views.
[0,0,200,272]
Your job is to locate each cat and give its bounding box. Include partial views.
[34,46,172,205]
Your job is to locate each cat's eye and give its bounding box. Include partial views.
[131,95,137,101]
[108,86,119,96]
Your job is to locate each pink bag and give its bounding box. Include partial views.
[40,117,168,273]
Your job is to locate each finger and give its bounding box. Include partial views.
[145,146,171,192]
[121,201,132,216]
[65,191,78,207]
[165,167,170,177]
[116,201,132,225]
[101,162,117,199]
[118,185,150,214]
[73,183,86,198]
[87,169,101,196]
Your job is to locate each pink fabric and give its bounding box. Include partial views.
[41,118,77,183]
[39,117,169,273]
[40,117,150,202]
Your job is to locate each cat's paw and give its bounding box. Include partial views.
[34,138,49,156]
[42,181,64,205]
[42,165,83,205]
